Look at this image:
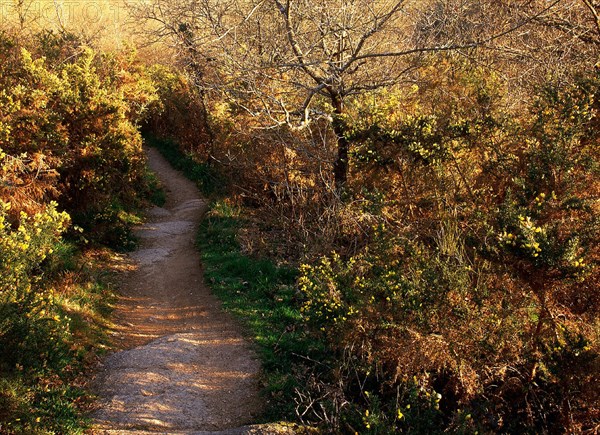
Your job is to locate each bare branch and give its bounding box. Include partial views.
[582,0,600,38]
[271,0,326,84]
[350,0,563,65]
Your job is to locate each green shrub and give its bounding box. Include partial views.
[0,200,71,374]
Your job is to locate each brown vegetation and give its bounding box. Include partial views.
[1,0,599,432]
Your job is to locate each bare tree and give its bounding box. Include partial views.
[131,0,567,187]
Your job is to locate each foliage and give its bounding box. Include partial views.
[0,200,71,373]
[0,31,158,247]
[294,63,600,432]
[0,29,160,433]
[2,3,598,432]
[144,65,214,160]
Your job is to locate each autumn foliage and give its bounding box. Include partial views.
[289,59,600,433]
[0,31,158,239]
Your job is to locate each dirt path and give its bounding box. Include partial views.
[92,147,263,434]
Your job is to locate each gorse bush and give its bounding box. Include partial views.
[0,200,69,298]
[0,31,157,246]
[144,65,213,159]
[0,199,79,433]
[295,65,599,433]
[0,199,72,372]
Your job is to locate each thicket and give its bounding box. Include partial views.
[0,30,162,433]
[297,63,600,432]
[150,50,599,433]
[0,31,158,245]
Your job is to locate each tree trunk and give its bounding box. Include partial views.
[331,92,349,188]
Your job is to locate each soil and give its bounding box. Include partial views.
[91,147,269,434]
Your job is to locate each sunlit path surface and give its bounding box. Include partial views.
[92,147,263,433]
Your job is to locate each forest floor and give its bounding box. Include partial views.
[90,147,268,434]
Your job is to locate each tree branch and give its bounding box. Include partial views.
[348,0,563,65]
[272,0,326,85]
[582,0,600,38]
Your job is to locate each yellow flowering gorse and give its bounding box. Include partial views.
[0,200,70,298]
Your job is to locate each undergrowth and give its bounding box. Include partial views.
[0,246,118,434]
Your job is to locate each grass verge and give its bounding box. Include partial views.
[198,200,324,420]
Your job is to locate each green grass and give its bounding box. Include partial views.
[0,376,87,435]
[149,136,326,421]
[198,200,326,420]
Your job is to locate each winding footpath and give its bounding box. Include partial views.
[92,147,263,434]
